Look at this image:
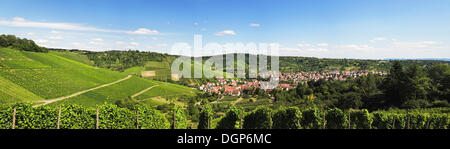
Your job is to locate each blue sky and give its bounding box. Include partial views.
[0,0,449,59]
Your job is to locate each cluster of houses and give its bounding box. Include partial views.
[198,70,387,96]
[281,70,387,84]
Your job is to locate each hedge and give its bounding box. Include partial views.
[0,103,171,129]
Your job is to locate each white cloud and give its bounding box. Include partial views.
[317,43,329,47]
[304,48,329,52]
[50,30,61,34]
[130,42,139,46]
[297,43,311,47]
[341,44,373,51]
[370,37,387,43]
[0,17,159,35]
[71,42,83,46]
[35,39,49,44]
[115,41,125,45]
[88,41,104,45]
[148,43,169,49]
[49,36,63,40]
[127,28,159,35]
[151,37,160,41]
[215,30,236,36]
[250,23,260,27]
[92,38,103,41]
[194,22,199,26]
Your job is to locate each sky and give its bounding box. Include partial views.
[0,0,449,59]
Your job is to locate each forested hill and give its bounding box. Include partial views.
[56,48,448,73]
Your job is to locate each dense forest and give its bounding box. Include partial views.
[0,34,48,52]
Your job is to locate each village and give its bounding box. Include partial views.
[198,70,387,96]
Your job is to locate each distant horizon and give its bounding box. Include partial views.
[43,45,450,61]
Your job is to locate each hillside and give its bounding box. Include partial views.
[0,47,199,107]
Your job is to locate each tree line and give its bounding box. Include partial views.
[0,34,48,52]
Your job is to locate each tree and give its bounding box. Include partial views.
[383,61,407,107]
[337,92,363,109]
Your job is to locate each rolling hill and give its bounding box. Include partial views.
[0,47,199,107]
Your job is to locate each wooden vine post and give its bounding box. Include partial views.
[12,108,16,129]
[57,105,61,129]
[239,110,243,129]
[136,110,139,129]
[348,109,351,129]
[392,115,396,129]
[407,110,410,129]
[96,108,99,129]
[322,109,326,129]
[207,113,210,129]
[173,108,176,129]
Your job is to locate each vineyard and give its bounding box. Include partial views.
[0,103,448,129]
[0,47,199,108]
[0,47,126,99]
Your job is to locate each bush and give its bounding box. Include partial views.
[172,106,188,129]
[272,107,302,129]
[198,104,213,129]
[59,104,96,129]
[216,105,242,129]
[243,106,272,129]
[349,109,372,129]
[97,103,135,129]
[407,113,428,129]
[301,107,324,129]
[372,112,407,129]
[138,105,170,129]
[325,108,347,129]
[401,100,431,109]
[431,100,449,108]
[427,113,449,129]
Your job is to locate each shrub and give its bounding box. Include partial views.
[198,104,213,129]
[97,103,135,129]
[401,100,431,109]
[216,105,243,129]
[172,106,188,129]
[301,107,324,129]
[349,109,372,129]
[59,104,96,129]
[325,108,347,129]
[138,105,170,129]
[243,106,272,129]
[272,107,302,129]
[431,100,449,108]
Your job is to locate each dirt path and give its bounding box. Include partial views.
[131,84,161,99]
[34,75,132,107]
[232,98,244,105]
